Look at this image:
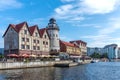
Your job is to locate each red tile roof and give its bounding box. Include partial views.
[3,22,30,37]
[70,40,87,45]
[15,22,26,32]
[39,28,46,38]
[3,22,48,40]
[60,40,78,47]
[29,26,36,35]
[29,25,41,36]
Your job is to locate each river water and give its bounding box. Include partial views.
[0,62,120,80]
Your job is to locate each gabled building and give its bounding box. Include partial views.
[60,40,80,56]
[3,21,50,56]
[3,18,86,57]
[70,40,87,56]
[29,25,41,55]
[39,28,50,55]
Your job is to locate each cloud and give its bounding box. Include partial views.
[55,4,73,16]
[0,0,23,11]
[81,0,120,14]
[99,17,120,35]
[53,0,120,20]
[53,0,120,47]
[82,17,120,47]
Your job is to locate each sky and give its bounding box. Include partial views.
[1,0,120,48]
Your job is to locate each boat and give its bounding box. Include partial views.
[91,60,99,63]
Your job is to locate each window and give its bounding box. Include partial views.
[11,28,12,30]
[26,45,30,49]
[37,46,40,50]
[33,40,36,43]
[44,35,47,38]
[35,32,38,37]
[24,30,27,34]
[37,40,39,43]
[33,46,36,50]
[53,34,55,37]
[26,38,29,42]
[46,42,48,45]
[56,34,58,37]
[43,41,45,45]
[21,44,25,49]
[22,38,25,41]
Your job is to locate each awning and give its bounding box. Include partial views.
[19,54,29,58]
[7,54,18,58]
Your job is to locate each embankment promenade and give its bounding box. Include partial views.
[0,60,91,70]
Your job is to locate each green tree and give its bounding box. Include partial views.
[90,52,101,58]
[101,53,108,58]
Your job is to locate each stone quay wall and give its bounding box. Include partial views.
[0,61,72,70]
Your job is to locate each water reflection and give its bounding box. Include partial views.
[0,62,120,80]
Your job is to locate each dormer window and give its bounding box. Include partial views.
[24,30,27,34]
[44,35,47,38]
[35,32,38,37]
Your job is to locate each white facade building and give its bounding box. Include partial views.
[103,44,118,59]
[87,44,119,59]
[47,18,60,55]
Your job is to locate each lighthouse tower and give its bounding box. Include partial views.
[47,18,60,55]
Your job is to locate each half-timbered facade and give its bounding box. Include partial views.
[3,18,87,57]
[3,22,50,56]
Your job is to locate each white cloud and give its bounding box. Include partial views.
[99,18,120,35]
[0,0,23,11]
[82,17,120,47]
[81,0,120,14]
[54,0,120,20]
[55,4,73,16]
[53,0,120,47]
